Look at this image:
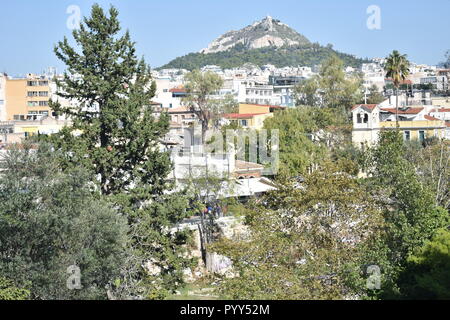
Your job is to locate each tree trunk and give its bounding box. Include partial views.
[395,87,399,126]
[201,119,209,147]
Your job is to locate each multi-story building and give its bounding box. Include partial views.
[4,74,53,121]
[420,76,448,91]
[352,103,448,146]
[238,80,277,105]
[385,91,433,107]
[0,73,72,142]
[221,103,284,130]
[153,78,184,109]
[269,76,305,107]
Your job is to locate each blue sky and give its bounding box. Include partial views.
[1,0,449,76]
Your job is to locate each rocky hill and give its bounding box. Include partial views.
[200,16,311,54]
[160,16,369,70]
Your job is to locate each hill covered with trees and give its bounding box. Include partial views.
[160,43,369,70]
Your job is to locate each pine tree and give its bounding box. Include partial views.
[48,4,194,299]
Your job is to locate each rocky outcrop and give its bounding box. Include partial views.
[200,16,310,54]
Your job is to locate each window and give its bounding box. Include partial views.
[27,81,38,86]
[39,91,48,97]
[38,81,48,86]
[27,91,38,97]
[357,114,362,123]
[419,130,425,142]
[240,119,248,127]
[404,131,410,141]
[363,114,369,123]
[28,101,38,107]
[0,100,4,105]
[39,101,48,106]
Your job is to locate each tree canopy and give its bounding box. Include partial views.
[294,55,363,111]
[0,144,128,300]
[160,43,369,70]
[47,4,195,299]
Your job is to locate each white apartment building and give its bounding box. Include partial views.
[237,80,278,105]
[153,78,184,109]
[420,76,448,91]
[385,91,433,107]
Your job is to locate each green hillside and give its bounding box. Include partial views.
[159,43,369,70]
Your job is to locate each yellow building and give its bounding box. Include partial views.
[5,74,53,121]
[238,103,284,115]
[222,103,284,130]
[223,112,274,130]
[352,104,448,146]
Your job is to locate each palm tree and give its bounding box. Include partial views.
[384,50,410,124]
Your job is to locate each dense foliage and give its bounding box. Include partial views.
[398,228,450,299]
[294,55,363,111]
[0,144,128,300]
[212,160,384,299]
[361,130,449,298]
[0,277,30,300]
[160,43,369,70]
[263,106,351,176]
[47,4,194,299]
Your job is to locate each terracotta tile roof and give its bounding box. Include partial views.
[432,108,450,113]
[235,160,264,170]
[169,87,187,93]
[351,104,378,111]
[424,115,440,121]
[223,113,268,119]
[380,107,424,114]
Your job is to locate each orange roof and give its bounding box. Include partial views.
[424,115,440,121]
[385,78,412,85]
[169,87,187,93]
[223,113,268,119]
[352,104,378,111]
[235,160,265,170]
[432,108,450,113]
[380,107,424,115]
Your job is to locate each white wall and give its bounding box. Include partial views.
[154,78,183,109]
[169,151,235,181]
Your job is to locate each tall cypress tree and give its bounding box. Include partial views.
[49,4,194,299]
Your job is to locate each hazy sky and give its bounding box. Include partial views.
[1,0,449,76]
